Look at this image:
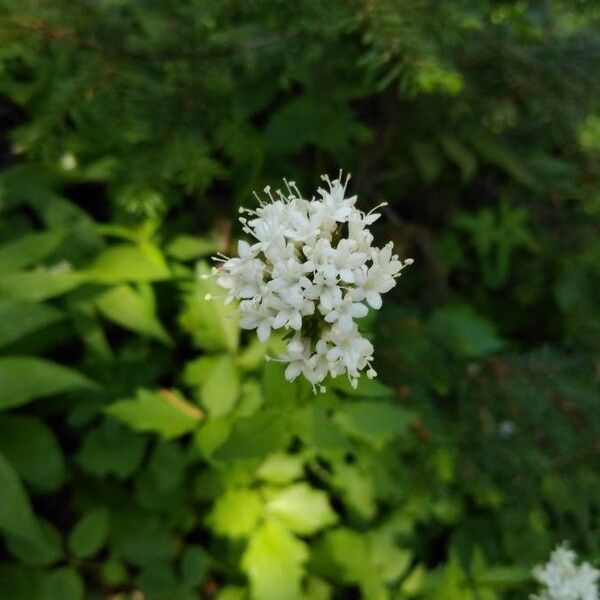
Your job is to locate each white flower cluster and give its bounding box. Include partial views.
[531,543,599,600]
[210,172,412,391]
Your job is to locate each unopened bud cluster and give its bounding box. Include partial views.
[210,173,412,391]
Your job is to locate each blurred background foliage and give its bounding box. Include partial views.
[0,0,598,599]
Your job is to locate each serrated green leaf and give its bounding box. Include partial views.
[95,283,171,343]
[0,356,97,411]
[77,420,147,478]
[214,410,288,461]
[106,389,203,439]
[0,415,65,492]
[267,483,337,535]
[68,507,110,558]
[209,488,264,538]
[0,301,63,348]
[242,519,308,600]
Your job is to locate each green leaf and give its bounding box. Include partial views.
[428,305,505,358]
[0,451,45,546]
[137,562,179,599]
[0,301,63,348]
[201,354,240,417]
[77,420,147,478]
[106,389,203,439]
[0,415,65,492]
[214,410,289,461]
[331,464,376,520]
[0,357,97,411]
[181,545,210,587]
[68,507,110,558]
[334,401,412,444]
[209,488,264,538]
[95,284,171,344]
[440,136,478,182]
[263,361,298,405]
[469,136,541,191]
[166,235,218,261]
[41,567,84,600]
[5,518,63,566]
[0,563,42,600]
[267,483,338,535]
[0,270,86,301]
[193,418,233,459]
[411,142,444,184]
[86,243,169,282]
[258,453,304,485]
[179,261,239,352]
[183,355,221,388]
[328,376,393,398]
[293,402,349,451]
[0,231,65,273]
[242,519,308,600]
[110,509,175,566]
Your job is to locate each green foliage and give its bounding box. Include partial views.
[0,0,598,598]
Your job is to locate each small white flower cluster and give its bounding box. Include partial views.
[531,543,599,600]
[209,172,412,391]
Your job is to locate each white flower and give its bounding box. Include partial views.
[211,172,413,391]
[531,543,599,600]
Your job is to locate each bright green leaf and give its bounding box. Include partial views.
[166,235,218,261]
[242,519,308,600]
[258,453,303,485]
[267,483,337,535]
[95,283,171,343]
[106,389,203,439]
[86,243,169,283]
[209,488,264,538]
[201,354,240,417]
